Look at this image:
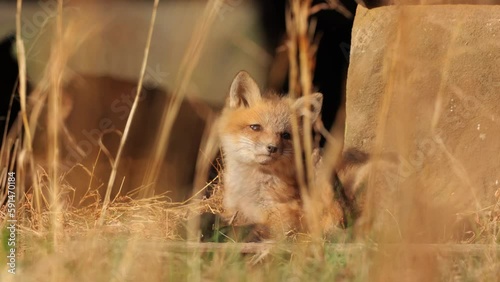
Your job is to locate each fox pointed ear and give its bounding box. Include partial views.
[228,71,262,108]
[292,93,323,123]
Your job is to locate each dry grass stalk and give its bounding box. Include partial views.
[15,0,32,149]
[142,0,221,199]
[191,113,219,201]
[14,0,47,232]
[286,2,308,214]
[295,0,318,235]
[287,0,330,242]
[45,0,65,253]
[15,0,34,216]
[98,0,160,226]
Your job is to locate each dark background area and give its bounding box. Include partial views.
[0,34,21,141]
[257,0,358,144]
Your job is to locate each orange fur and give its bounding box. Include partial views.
[218,71,326,238]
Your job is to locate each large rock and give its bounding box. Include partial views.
[345,5,500,242]
[357,0,500,9]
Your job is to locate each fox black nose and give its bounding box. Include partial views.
[266,144,278,154]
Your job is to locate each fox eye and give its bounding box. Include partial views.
[249,124,262,131]
[281,132,291,140]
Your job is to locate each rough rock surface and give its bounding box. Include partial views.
[358,0,500,9]
[345,5,500,241]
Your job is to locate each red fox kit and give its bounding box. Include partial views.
[218,71,339,238]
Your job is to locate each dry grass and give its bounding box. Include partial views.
[99,0,160,226]
[1,0,499,281]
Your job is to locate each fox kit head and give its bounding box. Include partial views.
[219,71,323,169]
